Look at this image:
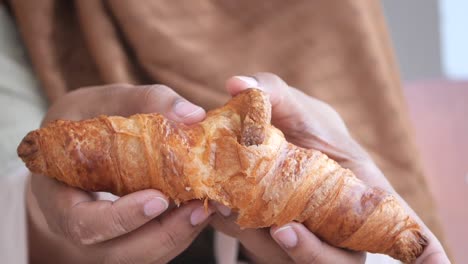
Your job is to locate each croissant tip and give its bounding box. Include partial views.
[17,131,43,173]
[17,131,38,159]
[390,228,428,263]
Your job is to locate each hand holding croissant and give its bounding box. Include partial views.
[18,79,432,262]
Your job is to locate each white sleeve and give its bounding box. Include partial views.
[0,5,47,264]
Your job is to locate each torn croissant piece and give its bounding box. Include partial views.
[18,88,427,262]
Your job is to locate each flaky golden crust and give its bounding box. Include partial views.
[17,89,427,262]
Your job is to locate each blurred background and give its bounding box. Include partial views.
[382,0,467,263]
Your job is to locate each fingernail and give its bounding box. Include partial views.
[143,197,169,217]
[234,76,259,88]
[190,206,212,226]
[173,100,204,118]
[273,225,298,249]
[214,202,231,217]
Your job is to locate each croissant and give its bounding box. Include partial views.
[18,88,427,262]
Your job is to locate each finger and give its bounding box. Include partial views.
[210,207,291,264]
[44,84,206,125]
[226,73,346,133]
[65,189,169,245]
[30,173,93,236]
[226,74,359,160]
[31,170,171,245]
[33,84,206,245]
[101,200,214,264]
[32,173,170,245]
[415,249,451,264]
[226,74,298,122]
[238,228,292,264]
[271,222,365,264]
[211,201,232,218]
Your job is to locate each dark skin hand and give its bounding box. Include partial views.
[27,84,214,264]
[210,73,450,264]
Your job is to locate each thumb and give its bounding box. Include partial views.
[226,73,365,169]
[226,73,300,124]
[226,73,349,139]
[271,222,365,264]
[44,84,206,126]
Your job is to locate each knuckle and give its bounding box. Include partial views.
[98,84,132,102]
[108,83,134,89]
[306,98,346,127]
[257,72,287,88]
[73,84,128,101]
[62,216,91,246]
[158,230,180,251]
[58,213,71,237]
[257,72,282,82]
[142,84,173,99]
[43,208,68,237]
[139,84,178,113]
[98,83,135,94]
[255,72,291,105]
[318,101,342,120]
[102,253,135,264]
[144,84,172,94]
[292,116,313,135]
[110,206,135,235]
[283,115,313,143]
[301,242,324,264]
